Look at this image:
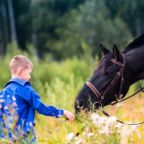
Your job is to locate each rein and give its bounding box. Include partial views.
[100,86,144,125]
[111,86,144,105]
[102,87,144,126]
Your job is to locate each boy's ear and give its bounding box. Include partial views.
[18,67,23,75]
[99,44,110,55]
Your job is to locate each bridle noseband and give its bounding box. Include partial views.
[86,54,125,102]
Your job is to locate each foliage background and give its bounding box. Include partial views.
[1,0,144,59]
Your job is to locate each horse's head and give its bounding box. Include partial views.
[75,44,130,113]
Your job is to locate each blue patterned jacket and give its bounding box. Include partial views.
[0,78,64,139]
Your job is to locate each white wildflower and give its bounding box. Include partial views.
[120,124,139,138]
[85,132,94,137]
[99,125,111,135]
[91,113,107,126]
[66,132,75,141]
[135,129,142,139]
[106,116,117,126]
[114,122,123,129]
[76,138,84,144]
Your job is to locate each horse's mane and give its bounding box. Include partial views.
[124,33,144,52]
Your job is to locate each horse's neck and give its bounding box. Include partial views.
[124,46,144,81]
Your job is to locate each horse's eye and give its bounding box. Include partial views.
[103,59,106,62]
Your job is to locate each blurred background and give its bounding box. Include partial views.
[0,0,144,143]
[0,0,144,60]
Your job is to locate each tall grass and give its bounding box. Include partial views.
[0,47,144,143]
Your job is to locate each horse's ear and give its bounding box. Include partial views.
[99,44,110,55]
[113,44,122,61]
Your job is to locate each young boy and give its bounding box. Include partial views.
[1,55,75,143]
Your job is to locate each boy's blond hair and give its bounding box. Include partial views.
[9,55,33,74]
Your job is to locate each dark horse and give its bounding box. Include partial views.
[74,33,144,113]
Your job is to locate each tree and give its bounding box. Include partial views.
[105,0,144,36]
[7,0,18,44]
[0,0,10,55]
[30,0,85,57]
[12,0,32,49]
[49,0,132,59]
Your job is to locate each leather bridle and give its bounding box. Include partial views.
[86,54,125,103]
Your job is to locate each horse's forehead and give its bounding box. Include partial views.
[100,53,112,64]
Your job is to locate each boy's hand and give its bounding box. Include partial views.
[64,110,75,121]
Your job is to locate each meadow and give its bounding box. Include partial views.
[0,49,144,144]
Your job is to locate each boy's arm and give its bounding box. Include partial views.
[29,89,64,118]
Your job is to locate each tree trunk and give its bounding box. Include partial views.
[135,1,141,36]
[7,0,18,45]
[0,0,9,55]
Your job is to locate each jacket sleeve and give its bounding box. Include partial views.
[27,87,64,118]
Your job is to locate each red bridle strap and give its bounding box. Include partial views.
[86,82,102,99]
